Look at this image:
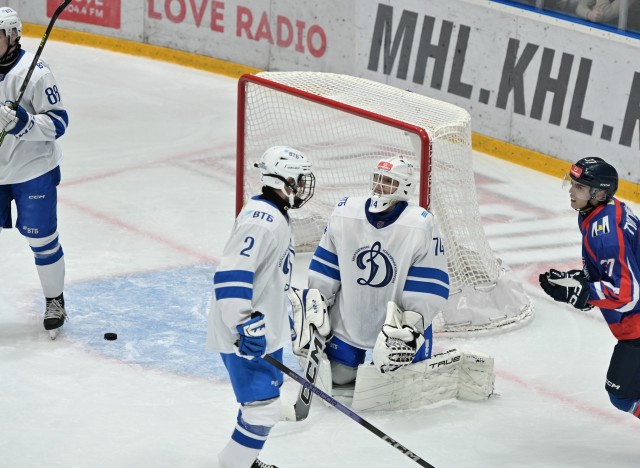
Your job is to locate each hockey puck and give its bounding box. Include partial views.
[104,332,118,341]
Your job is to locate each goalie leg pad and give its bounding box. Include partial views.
[352,361,430,411]
[351,349,494,411]
[457,349,495,401]
[352,349,463,411]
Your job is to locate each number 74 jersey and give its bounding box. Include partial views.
[308,196,450,350]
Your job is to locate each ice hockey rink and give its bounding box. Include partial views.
[1,37,639,468]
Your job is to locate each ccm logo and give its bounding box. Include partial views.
[606,379,620,390]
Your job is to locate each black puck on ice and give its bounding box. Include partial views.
[104,332,118,341]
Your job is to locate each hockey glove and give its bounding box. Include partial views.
[539,269,592,310]
[235,312,267,359]
[0,102,31,135]
[373,302,426,373]
[288,287,331,356]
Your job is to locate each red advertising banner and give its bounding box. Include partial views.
[47,0,121,29]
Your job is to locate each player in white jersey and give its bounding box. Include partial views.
[208,146,315,468]
[0,7,69,339]
[307,156,450,386]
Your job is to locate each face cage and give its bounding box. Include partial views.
[371,173,403,199]
[292,173,315,208]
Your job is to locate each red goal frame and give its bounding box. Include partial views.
[236,73,432,216]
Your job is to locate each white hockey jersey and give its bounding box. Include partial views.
[207,196,295,354]
[0,50,68,184]
[308,196,449,349]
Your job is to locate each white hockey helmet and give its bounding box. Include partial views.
[0,7,21,46]
[255,146,315,209]
[369,156,416,213]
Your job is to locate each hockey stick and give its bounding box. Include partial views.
[263,355,436,468]
[0,0,72,146]
[281,328,326,421]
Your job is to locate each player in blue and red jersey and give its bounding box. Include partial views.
[539,157,640,420]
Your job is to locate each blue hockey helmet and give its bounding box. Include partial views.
[567,157,618,201]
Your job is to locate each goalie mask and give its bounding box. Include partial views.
[0,7,21,64]
[255,146,315,209]
[563,157,618,203]
[369,156,416,213]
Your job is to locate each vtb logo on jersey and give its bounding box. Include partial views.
[355,241,394,288]
[591,217,610,237]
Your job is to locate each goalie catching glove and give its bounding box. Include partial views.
[287,287,331,356]
[539,269,592,310]
[373,302,425,373]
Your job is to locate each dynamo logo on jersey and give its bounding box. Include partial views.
[355,241,394,288]
[591,217,610,237]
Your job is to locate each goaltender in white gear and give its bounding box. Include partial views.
[307,156,448,387]
[304,156,494,410]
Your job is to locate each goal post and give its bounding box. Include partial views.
[237,71,533,334]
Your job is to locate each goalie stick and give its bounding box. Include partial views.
[263,354,436,468]
[281,327,326,422]
[0,0,73,146]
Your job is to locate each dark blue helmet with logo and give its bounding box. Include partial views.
[569,157,618,201]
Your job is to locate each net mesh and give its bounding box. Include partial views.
[240,71,501,292]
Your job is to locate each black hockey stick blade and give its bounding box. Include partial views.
[264,354,436,468]
[283,329,326,421]
[0,0,72,146]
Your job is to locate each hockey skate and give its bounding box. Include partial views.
[44,293,67,340]
[251,460,279,468]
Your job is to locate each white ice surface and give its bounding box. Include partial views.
[1,38,639,468]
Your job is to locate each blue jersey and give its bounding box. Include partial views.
[580,198,640,340]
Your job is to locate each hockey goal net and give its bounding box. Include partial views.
[237,72,533,334]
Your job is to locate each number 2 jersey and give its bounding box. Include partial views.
[207,195,295,354]
[308,196,450,350]
[0,50,68,185]
[580,198,640,340]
